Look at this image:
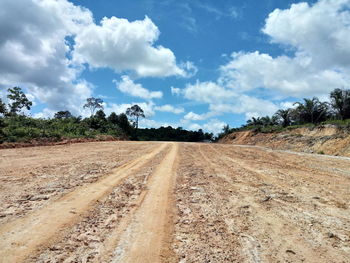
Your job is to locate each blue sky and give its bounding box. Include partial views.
[1,0,350,133]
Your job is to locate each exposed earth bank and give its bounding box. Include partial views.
[220,124,350,157]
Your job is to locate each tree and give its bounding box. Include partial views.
[83,97,103,116]
[246,117,263,126]
[7,87,32,115]
[0,98,7,116]
[293,97,329,124]
[275,109,291,127]
[126,104,145,129]
[330,88,350,120]
[118,113,133,135]
[54,111,73,119]
[95,109,106,120]
[107,112,119,125]
[222,124,231,134]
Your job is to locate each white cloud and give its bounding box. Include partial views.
[155,104,184,114]
[184,112,206,121]
[201,0,350,120]
[220,51,349,98]
[263,0,350,69]
[183,80,236,104]
[183,111,217,121]
[179,61,198,78]
[115,75,162,100]
[139,118,176,129]
[104,102,155,118]
[188,123,202,131]
[187,119,226,134]
[73,16,193,78]
[180,80,279,119]
[202,119,226,134]
[196,3,240,20]
[33,108,56,119]
[171,86,181,96]
[217,0,350,100]
[179,1,350,121]
[0,0,194,116]
[0,0,94,115]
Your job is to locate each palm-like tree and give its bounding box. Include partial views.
[330,88,350,120]
[293,97,329,124]
[274,109,291,127]
[247,117,263,126]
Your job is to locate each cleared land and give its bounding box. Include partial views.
[0,141,349,262]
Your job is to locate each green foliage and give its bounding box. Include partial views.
[0,98,7,115]
[126,104,145,129]
[7,87,32,115]
[292,97,329,124]
[321,118,350,128]
[274,109,291,127]
[330,88,350,120]
[1,116,91,142]
[54,111,73,119]
[237,90,350,135]
[116,113,133,136]
[83,97,103,116]
[136,126,213,142]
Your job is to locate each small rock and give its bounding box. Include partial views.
[327,232,336,238]
[262,196,272,202]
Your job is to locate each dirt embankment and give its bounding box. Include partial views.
[0,135,126,150]
[220,125,350,157]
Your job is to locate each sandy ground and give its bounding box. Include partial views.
[0,141,349,262]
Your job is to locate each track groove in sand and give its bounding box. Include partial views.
[112,143,178,263]
[1,142,349,262]
[0,143,168,263]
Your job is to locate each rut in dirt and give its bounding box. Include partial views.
[0,143,168,263]
[111,142,178,263]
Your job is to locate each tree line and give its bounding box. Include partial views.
[0,87,213,143]
[217,88,350,139]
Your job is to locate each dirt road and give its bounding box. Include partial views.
[0,141,349,262]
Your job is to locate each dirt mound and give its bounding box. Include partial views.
[220,125,350,157]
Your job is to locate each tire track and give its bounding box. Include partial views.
[111,142,179,263]
[0,143,168,263]
[199,143,349,262]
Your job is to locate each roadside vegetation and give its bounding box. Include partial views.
[217,88,350,140]
[0,87,213,144]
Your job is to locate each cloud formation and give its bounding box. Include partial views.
[74,16,190,78]
[115,76,162,100]
[0,0,93,115]
[179,0,350,122]
[220,0,350,98]
[155,104,184,114]
[0,0,193,115]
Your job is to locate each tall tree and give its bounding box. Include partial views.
[118,113,133,135]
[275,109,291,127]
[330,88,350,120]
[293,97,329,124]
[54,110,73,119]
[7,87,32,115]
[83,97,103,116]
[126,105,145,129]
[107,112,119,125]
[0,98,7,116]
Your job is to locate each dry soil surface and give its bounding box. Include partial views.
[0,141,349,263]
